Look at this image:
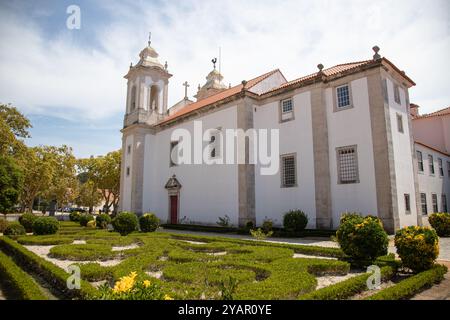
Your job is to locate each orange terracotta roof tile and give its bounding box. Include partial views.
[159,69,281,124]
[413,106,450,119]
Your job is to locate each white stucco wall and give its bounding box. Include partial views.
[416,143,450,215]
[385,77,418,227]
[254,91,316,228]
[142,106,240,225]
[122,134,134,211]
[325,77,378,228]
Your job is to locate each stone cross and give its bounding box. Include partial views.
[183,81,190,99]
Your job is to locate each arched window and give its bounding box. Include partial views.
[130,85,137,111]
[149,85,159,112]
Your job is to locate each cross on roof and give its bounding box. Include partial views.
[183,81,190,99]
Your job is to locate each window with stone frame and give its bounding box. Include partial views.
[130,85,137,111]
[428,155,435,175]
[432,193,438,213]
[281,154,297,187]
[337,145,359,184]
[438,158,444,177]
[394,84,401,104]
[126,166,130,177]
[397,113,404,133]
[382,79,389,103]
[420,193,427,215]
[448,161,450,177]
[127,144,131,155]
[336,85,351,108]
[170,141,179,167]
[442,194,448,213]
[280,98,294,122]
[417,151,424,172]
[404,194,411,214]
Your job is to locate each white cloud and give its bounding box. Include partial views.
[0,0,448,123]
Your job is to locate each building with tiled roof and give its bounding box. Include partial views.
[119,40,449,233]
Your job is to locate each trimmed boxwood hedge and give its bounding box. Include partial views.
[0,236,98,299]
[366,264,448,300]
[298,266,394,300]
[0,250,48,300]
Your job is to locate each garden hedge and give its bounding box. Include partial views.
[366,264,448,300]
[0,236,98,299]
[0,250,48,300]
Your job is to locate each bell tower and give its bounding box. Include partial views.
[123,34,172,127]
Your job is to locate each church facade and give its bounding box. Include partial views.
[118,41,450,233]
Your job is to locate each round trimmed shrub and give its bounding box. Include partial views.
[32,217,59,235]
[112,212,138,236]
[0,218,10,233]
[336,213,388,264]
[428,213,450,237]
[261,219,273,233]
[86,220,96,228]
[139,213,160,232]
[3,222,26,236]
[96,214,112,229]
[283,210,308,232]
[79,214,94,227]
[69,211,81,222]
[19,213,38,233]
[395,226,439,272]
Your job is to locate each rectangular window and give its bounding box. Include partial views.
[382,79,388,103]
[442,194,448,213]
[127,145,131,154]
[209,128,222,159]
[448,161,450,177]
[417,151,424,172]
[336,85,351,108]
[420,193,427,215]
[438,158,444,177]
[170,141,179,167]
[126,166,130,177]
[337,145,359,184]
[394,84,401,104]
[280,98,294,122]
[432,194,438,213]
[281,154,297,187]
[404,194,411,214]
[397,113,404,133]
[428,155,435,175]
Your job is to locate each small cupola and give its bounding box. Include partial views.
[195,58,227,101]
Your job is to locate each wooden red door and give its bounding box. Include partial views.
[170,195,178,224]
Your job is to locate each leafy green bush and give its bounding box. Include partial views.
[32,217,59,235]
[69,211,82,222]
[395,226,439,272]
[112,212,138,236]
[4,222,26,236]
[367,264,447,300]
[19,213,38,232]
[0,250,48,300]
[261,219,273,233]
[0,218,9,233]
[250,228,273,240]
[428,212,450,237]
[79,214,94,227]
[139,213,160,232]
[96,214,111,229]
[283,210,308,232]
[336,213,388,265]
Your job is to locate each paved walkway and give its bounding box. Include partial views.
[158,228,450,261]
[411,260,450,300]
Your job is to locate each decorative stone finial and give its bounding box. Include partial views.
[372,45,381,60]
[317,63,324,72]
[211,58,217,70]
[198,84,201,91]
[229,83,231,89]
[130,62,133,68]
[148,32,152,46]
[241,80,247,86]
[164,61,168,70]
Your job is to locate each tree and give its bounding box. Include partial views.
[0,103,31,156]
[75,180,102,213]
[0,156,23,214]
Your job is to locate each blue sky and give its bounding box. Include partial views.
[0,0,449,158]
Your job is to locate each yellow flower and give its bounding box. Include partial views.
[112,271,138,294]
[164,294,174,300]
[143,280,151,288]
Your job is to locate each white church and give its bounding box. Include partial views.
[118,39,450,233]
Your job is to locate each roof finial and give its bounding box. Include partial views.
[317,63,324,72]
[130,62,133,68]
[182,81,190,100]
[372,45,381,60]
[211,57,217,70]
[148,32,152,46]
[164,61,168,70]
